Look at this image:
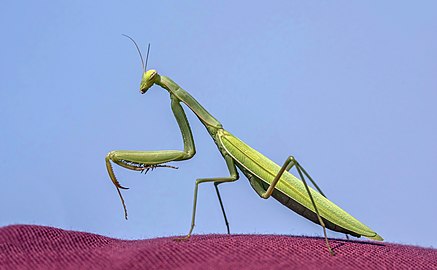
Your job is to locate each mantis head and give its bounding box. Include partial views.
[140,69,159,94]
[122,35,156,94]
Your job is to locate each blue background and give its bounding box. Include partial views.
[1,1,436,248]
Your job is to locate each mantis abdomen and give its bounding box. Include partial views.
[218,129,382,240]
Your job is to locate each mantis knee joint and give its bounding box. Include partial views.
[186,149,196,158]
[106,151,116,161]
[261,193,269,199]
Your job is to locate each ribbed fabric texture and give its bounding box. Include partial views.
[1,225,436,269]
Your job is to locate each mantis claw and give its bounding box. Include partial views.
[115,187,128,220]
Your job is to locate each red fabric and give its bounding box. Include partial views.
[0,225,436,270]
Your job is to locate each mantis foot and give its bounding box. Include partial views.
[173,234,191,242]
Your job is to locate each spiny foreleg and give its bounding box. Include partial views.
[105,150,187,219]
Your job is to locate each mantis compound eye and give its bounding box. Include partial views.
[146,69,159,83]
[140,69,158,94]
[149,71,157,79]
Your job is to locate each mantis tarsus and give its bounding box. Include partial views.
[106,38,383,255]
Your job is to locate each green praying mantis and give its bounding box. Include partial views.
[105,37,383,255]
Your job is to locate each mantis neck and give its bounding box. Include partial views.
[157,75,223,130]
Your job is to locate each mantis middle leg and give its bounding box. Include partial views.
[176,154,239,240]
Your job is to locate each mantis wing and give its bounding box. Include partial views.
[218,129,382,241]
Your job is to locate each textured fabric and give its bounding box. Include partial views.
[0,225,436,270]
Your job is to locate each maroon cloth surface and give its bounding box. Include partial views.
[0,225,436,270]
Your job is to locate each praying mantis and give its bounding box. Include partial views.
[105,37,383,255]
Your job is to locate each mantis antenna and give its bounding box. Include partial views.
[144,43,151,71]
[122,34,150,72]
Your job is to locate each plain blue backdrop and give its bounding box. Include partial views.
[1,1,436,248]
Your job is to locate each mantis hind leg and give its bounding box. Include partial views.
[175,155,239,241]
[262,156,335,256]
